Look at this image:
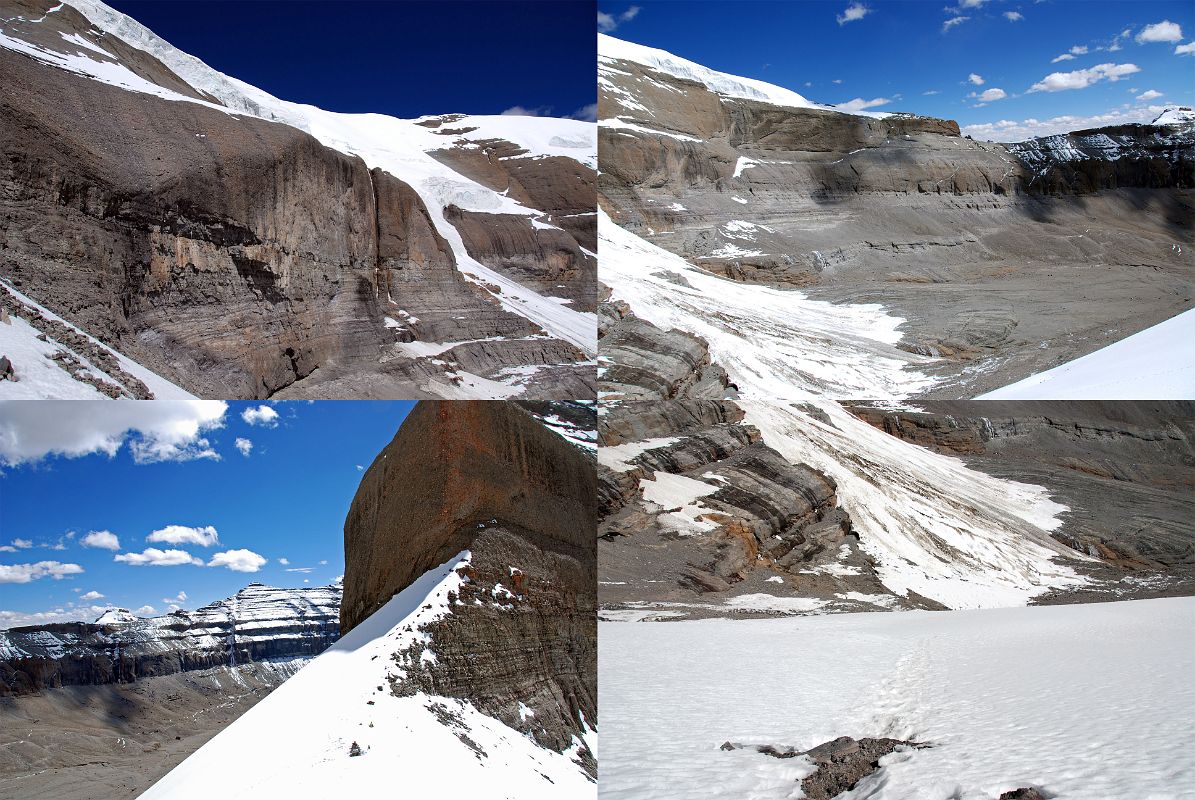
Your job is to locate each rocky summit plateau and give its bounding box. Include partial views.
[597,34,1193,401]
[0,0,597,400]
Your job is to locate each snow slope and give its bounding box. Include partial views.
[978,308,1195,400]
[600,214,1089,608]
[1,0,596,359]
[140,553,594,799]
[599,210,936,400]
[0,281,196,400]
[600,597,1195,800]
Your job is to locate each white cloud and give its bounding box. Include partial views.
[1070,45,1089,55]
[286,567,315,573]
[0,607,87,627]
[135,605,156,616]
[1177,41,1195,55]
[968,73,985,85]
[923,89,941,95]
[0,546,15,553]
[318,560,328,566]
[597,5,640,33]
[1136,21,1183,44]
[500,105,551,117]
[208,549,267,573]
[962,105,1167,141]
[114,548,203,567]
[1136,89,1164,101]
[81,530,120,550]
[0,561,84,583]
[303,578,310,584]
[836,96,894,113]
[147,524,219,547]
[569,103,598,122]
[975,88,1007,102]
[163,590,187,604]
[837,3,870,25]
[832,78,844,84]
[943,16,969,32]
[0,401,227,465]
[80,590,104,601]
[1029,62,1140,92]
[279,557,290,565]
[355,465,364,471]
[1003,11,1022,21]
[240,405,279,427]
[1051,53,1076,63]
[234,437,253,457]
[12,539,32,549]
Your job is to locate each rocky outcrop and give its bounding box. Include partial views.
[1010,123,1195,193]
[341,400,596,762]
[845,401,1195,592]
[720,736,922,800]
[598,400,900,618]
[0,583,341,696]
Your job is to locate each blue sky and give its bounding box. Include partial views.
[0,401,414,628]
[107,0,597,120]
[599,0,1195,139]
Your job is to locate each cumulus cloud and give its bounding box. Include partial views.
[500,105,552,117]
[240,405,279,427]
[834,97,893,113]
[208,549,267,573]
[0,561,84,583]
[318,560,328,566]
[943,16,969,33]
[1070,45,1089,55]
[162,590,187,604]
[0,401,227,466]
[1029,62,1140,92]
[12,539,32,549]
[836,3,870,25]
[0,546,15,553]
[968,73,985,85]
[1051,53,1076,63]
[80,590,104,601]
[278,557,290,566]
[355,465,364,471]
[1003,11,1022,21]
[1136,89,1164,101]
[597,5,640,33]
[1177,41,1195,56]
[81,530,121,550]
[147,524,220,547]
[974,88,1008,102]
[234,437,253,457]
[1136,21,1183,44]
[0,607,86,627]
[135,605,156,616]
[962,105,1167,141]
[114,548,204,567]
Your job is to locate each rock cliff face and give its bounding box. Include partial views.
[844,401,1195,592]
[0,583,341,696]
[341,400,596,763]
[597,34,1194,398]
[0,0,597,400]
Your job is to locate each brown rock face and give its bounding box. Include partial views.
[340,401,596,760]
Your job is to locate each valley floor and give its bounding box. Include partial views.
[0,659,307,800]
[599,597,1195,800]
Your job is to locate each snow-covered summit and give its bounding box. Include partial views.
[598,33,885,118]
[94,607,138,625]
[1152,106,1195,127]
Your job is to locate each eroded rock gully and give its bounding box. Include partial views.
[341,401,596,769]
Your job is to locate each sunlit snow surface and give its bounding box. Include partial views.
[600,213,1088,608]
[2,0,597,370]
[978,308,1195,400]
[600,597,1195,800]
[141,553,594,799]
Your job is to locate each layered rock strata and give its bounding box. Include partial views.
[341,400,596,766]
[0,583,341,696]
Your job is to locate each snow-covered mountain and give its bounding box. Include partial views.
[0,582,341,695]
[140,554,595,799]
[597,34,1193,401]
[0,0,596,399]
